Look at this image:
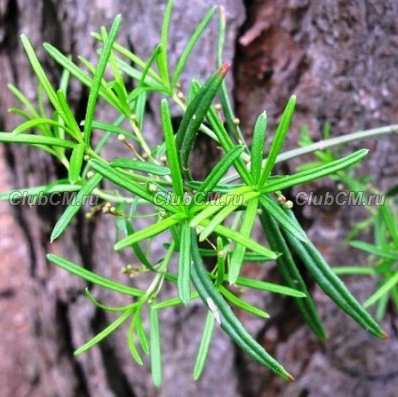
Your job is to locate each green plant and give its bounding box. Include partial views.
[0,1,389,385]
[298,125,398,320]
[297,125,398,320]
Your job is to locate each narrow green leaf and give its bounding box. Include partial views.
[172,6,217,87]
[282,213,387,339]
[50,172,102,241]
[215,237,226,287]
[135,313,150,354]
[20,35,62,115]
[85,288,133,312]
[115,213,186,251]
[135,45,162,90]
[119,211,157,272]
[208,221,278,260]
[178,220,192,305]
[149,305,162,387]
[380,203,398,247]
[44,43,120,110]
[216,6,248,148]
[332,266,377,276]
[153,292,200,310]
[128,321,144,366]
[193,310,215,380]
[175,64,230,181]
[56,90,83,141]
[68,143,86,184]
[262,149,369,194]
[198,145,245,196]
[8,83,40,118]
[111,159,170,176]
[260,209,326,339]
[190,233,294,381]
[88,121,137,141]
[114,56,165,89]
[251,111,267,183]
[350,241,398,260]
[364,272,398,308]
[47,254,144,296]
[234,276,306,298]
[161,99,185,198]
[199,191,259,242]
[258,96,296,187]
[91,32,162,84]
[220,286,270,318]
[12,118,74,138]
[84,15,122,145]
[75,309,133,355]
[259,195,308,242]
[157,0,173,87]
[0,181,80,202]
[89,159,179,213]
[190,185,252,221]
[205,101,253,185]
[229,197,259,284]
[0,133,76,148]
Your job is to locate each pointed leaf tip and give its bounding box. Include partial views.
[219,63,231,75]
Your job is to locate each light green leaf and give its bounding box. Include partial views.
[199,191,259,242]
[208,221,278,260]
[157,0,173,87]
[114,213,186,251]
[135,313,150,354]
[161,99,185,199]
[258,95,296,187]
[172,6,217,87]
[350,241,398,260]
[75,309,133,355]
[220,285,270,318]
[193,310,215,380]
[262,149,369,193]
[234,276,306,298]
[0,133,76,148]
[228,196,259,284]
[0,182,80,202]
[111,159,170,176]
[128,320,144,366]
[251,111,267,183]
[84,15,122,145]
[149,305,162,387]
[50,172,102,241]
[366,271,398,308]
[89,159,178,213]
[198,145,245,196]
[56,90,83,141]
[68,143,86,184]
[178,220,192,305]
[20,35,62,116]
[47,254,144,296]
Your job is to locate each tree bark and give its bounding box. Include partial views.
[0,1,398,397]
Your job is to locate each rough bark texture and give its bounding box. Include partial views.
[0,1,398,397]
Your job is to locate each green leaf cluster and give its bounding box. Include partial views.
[0,0,389,385]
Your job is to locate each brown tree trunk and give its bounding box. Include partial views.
[0,1,397,397]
